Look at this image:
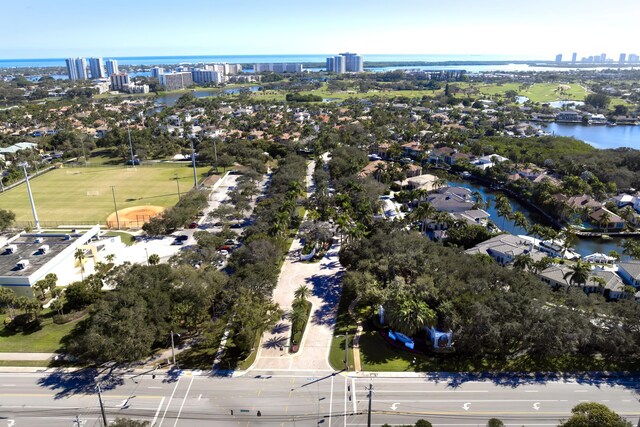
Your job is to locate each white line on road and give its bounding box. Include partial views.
[2,384,16,386]
[148,386,162,389]
[173,375,195,427]
[151,396,165,426]
[158,377,181,427]
[524,390,539,393]
[574,390,589,393]
[343,376,348,427]
[352,378,357,414]
[374,390,489,393]
[329,374,334,426]
[376,399,563,403]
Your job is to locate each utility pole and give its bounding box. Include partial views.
[127,126,135,168]
[21,163,41,231]
[190,138,198,188]
[366,383,373,427]
[96,384,108,427]
[110,186,120,230]
[171,330,176,365]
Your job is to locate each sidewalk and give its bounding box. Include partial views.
[0,353,55,361]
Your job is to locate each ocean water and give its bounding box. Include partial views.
[0,54,540,68]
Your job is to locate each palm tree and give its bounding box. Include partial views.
[513,253,533,271]
[598,210,611,231]
[563,260,591,292]
[385,298,436,336]
[622,239,640,259]
[74,249,86,281]
[559,229,578,259]
[51,298,64,316]
[0,287,17,319]
[105,254,115,263]
[294,285,311,301]
[148,254,160,265]
[411,202,436,233]
[512,211,529,231]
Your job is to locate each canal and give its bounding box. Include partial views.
[450,179,631,257]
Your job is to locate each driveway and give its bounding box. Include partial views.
[250,159,345,372]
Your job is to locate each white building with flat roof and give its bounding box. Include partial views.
[0,226,104,297]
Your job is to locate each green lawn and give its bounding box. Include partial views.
[0,310,83,353]
[458,82,588,103]
[0,164,210,224]
[328,279,357,371]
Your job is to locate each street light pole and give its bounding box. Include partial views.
[21,163,41,231]
[170,330,176,365]
[145,247,149,266]
[110,186,120,230]
[366,383,373,427]
[190,139,197,188]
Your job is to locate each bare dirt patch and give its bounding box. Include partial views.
[106,205,165,229]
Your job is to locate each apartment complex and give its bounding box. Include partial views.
[66,57,88,80]
[159,72,194,90]
[88,57,105,79]
[105,59,119,76]
[326,52,364,73]
[254,63,304,73]
[192,69,224,84]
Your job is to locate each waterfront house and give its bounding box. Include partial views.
[471,154,509,170]
[401,141,425,159]
[588,207,625,230]
[428,147,455,164]
[538,265,628,300]
[563,194,603,211]
[555,111,582,123]
[618,261,640,288]
[465,233,545,265]
[608,194,637,208]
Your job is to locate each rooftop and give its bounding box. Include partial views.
[0,233,79,277]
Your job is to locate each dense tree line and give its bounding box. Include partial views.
[340,224,640,365]
[143,189,208,235]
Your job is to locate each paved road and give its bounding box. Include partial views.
[0,370,639,426]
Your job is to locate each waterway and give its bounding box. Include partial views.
[538,122,640,149]
[450,180,631,257]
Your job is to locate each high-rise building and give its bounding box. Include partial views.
[326,55,346,73]
[66,58,78,80]
[340,52,364,72]
[88,57,105,79]
[254,63,304,73]
[192,69,224,84]
[629,54,640,63]
[109,73,130,91]
[555,54,563,63]
[150,67,164,79]
[600,53,607,63]
[571,52,577,63]
[326,53,363,73]
[105,59,119,76]
[159,72,193,91]
[619,53,626,64]
[66,57,88,80]
[76,58,88,80]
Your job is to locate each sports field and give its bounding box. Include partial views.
[0,165,210,225]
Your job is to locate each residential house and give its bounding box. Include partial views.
[427,188,474,213]
[538,266,628,300]
[401,141,425,160]
[608,194,637,208]
[618,261,640,288]
[556,111,582,123]
[428,147,455,165]
[471,154,509,170]
[465,233,546,265]
[589,207,625,230]
[563,194,603,211]
[444,151,473,166]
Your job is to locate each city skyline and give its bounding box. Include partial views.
[1,0,639,59]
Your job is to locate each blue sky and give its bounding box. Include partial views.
[1,0,638,59]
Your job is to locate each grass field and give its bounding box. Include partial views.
[0,164,210,224]
[458,82,589,103]
[0,309,82,353]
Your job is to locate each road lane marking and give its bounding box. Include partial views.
[462,402,471,411]
[524,390,539,393]
[173,375,195,427]
[574,390,588,392]
[148,386,162,389]
[352,378,356,414]
[533,402,541,410]
[158,376,181,427]
[343,376,348,427]
[151,396,165,426]
[2,384,16,387]
[328,374,334,426]
[374,390,489,393]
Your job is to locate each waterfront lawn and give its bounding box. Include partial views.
[0,309,82,353]
[457,82,588,103]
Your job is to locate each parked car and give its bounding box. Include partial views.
[218,250,229,257]
[176,235,189,241]
[188,222,198,229]
[172,239,184,245]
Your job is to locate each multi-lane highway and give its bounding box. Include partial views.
[1,369,639,426]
